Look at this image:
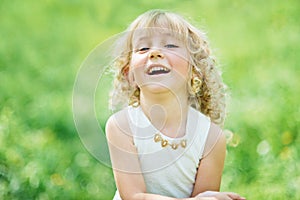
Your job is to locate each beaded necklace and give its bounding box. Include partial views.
[154,133,187,150]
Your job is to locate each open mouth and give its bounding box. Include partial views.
[147,66,170,75]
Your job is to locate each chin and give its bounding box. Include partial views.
[138,76,187,96]
[141,84,171,94]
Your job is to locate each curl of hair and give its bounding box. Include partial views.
[109,10,227,127]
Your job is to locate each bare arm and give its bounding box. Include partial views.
[190,124,246,200]
[191,123,226,196]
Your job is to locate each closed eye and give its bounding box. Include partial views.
[165,44,179,48]
[136,47,150,53]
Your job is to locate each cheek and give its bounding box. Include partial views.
[171,56,190,77]
[130,54,147,69]
[129,54,147,85]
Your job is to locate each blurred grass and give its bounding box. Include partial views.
[0,0,299,199]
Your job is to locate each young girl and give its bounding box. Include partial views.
[106,9,245,200]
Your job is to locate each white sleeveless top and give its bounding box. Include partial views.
[113,106,211,199]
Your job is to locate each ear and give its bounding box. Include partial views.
[121,64,131,82]
[127,65,136,85]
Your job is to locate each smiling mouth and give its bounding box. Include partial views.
[147,66,170,75]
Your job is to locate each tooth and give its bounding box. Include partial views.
[148,66,170,74]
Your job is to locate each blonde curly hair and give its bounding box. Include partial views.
[109,9,227,126]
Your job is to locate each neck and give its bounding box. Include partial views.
[139,89,189,138]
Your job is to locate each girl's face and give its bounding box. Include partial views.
[130,29,190,95]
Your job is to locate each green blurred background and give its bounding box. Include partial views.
[1,0,299,199]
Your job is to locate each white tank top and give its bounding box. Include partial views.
[113,106,211,199]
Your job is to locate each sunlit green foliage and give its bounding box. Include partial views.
[1,0,299,199]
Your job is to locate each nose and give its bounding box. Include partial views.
[148,49,164,59]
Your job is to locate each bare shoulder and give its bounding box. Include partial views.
[105,109,131,141]
[208,122,222,136]
[106,108,131,135]
[203,122,226,158]
[105,108,133,148]
[106,108,140,174]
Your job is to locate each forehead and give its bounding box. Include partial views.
[131,28,184,44]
